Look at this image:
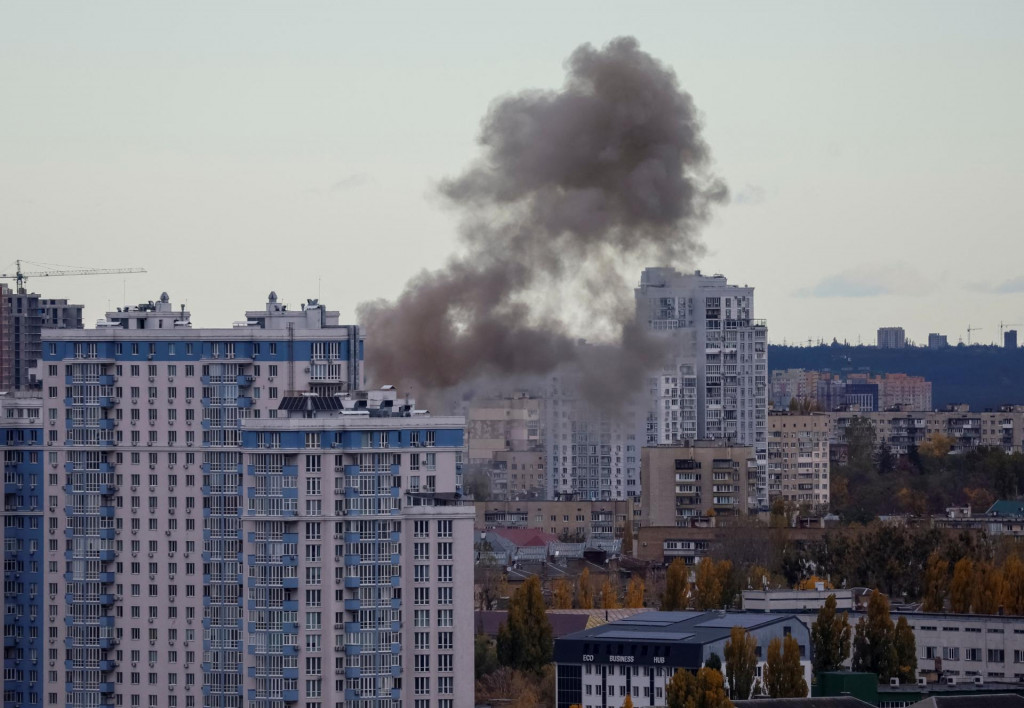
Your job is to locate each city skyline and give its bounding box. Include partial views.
[2,3,1023,348]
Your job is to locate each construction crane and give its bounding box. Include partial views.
[0,259,146,293]
[967,324,983,346]
[1000,321,1022,339]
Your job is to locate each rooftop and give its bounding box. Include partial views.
[560,610,804,646]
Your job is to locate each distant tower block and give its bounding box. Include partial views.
[1006,330,1019,349]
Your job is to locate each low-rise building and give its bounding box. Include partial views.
[640,440,757,526]
[553,610,811,708]
[476,498,635,542]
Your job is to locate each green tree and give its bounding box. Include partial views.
[705,653,722,672]
[764,635,808,698]
[662,558,691,611]
[576,568,594,609]
[922,552,949,612]
[475,633,498,680]
[625,577,645,608]
[723,626,757,700]
[845,416,877,472]
[893,616,917,683]
[496,575,553,673]
[950,557,975,613]
[851,590,897,680]
[811,593,852,677]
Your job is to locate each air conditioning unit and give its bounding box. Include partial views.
[146,442,153,446]
[917,677,927,687]
[890,677,900,687]
[186,399,192,404]
[183,552,189,558]
[974,676,984,685]
[947,676,958,686]
[187,442,193,447]
[148,376,155,382]
[165,530,171,536]
[168,377,174,383]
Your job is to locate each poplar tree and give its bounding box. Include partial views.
[625,577,645,608]
[949,557,974,613]
[764,636,808,698]
[921,552,949,612]
[662,558,691,611]
[723,626,757,700]
[851,590,897,680]
[496,576,553,673]
[552,578,573,609]
[893,616,917,683]
[811,593,852,677]
[577,568,594,609]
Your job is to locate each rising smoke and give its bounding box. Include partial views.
[358,36,726,406]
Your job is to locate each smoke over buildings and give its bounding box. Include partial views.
[358,36,727,404]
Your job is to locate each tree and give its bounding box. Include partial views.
[893,616,917,683]
[496,576,553,674]
[764,635,808,698]
[552,578,574,609]
[874,441,896,475]
[475,634,498,680]
[625,577,645,608]
[918,433,953,458]
[705,653,722,672]
[600,577,620,609]
[576,568,594,609]
[621,521,634,557]
[811,593,852,677]
[973,560,1006,614]
[1003,554,1024,615]
[667,667,734,708]
[695,558,732,610]
[723,626,757,700]
[921,552,949,612]
[950,557,975,613]
[851,590,897,680]
[796,575,833,591]
[662,558,691,611]
[475,667,540,708]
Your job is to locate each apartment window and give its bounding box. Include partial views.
[414,543,429,560]
[414,521,429,538]
[414,587,430,605]
[990,649,1006,663]
[944,647,961,661]
[438,632,453,650]
[415,677,429,696]
[966,648,981,661]
[415,632,430,650]
[414,655,430,672]
[414,565,429,583]
[437,542,452,560]
[438,587,453,605]
[438,609,453,627]
[414,610,430,628]
[437,519,452,538]
[438,565,453,583]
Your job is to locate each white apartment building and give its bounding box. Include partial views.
[636,268,769,506]
[39,292,473,708]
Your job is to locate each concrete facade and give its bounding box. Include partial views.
[489,449,546,501]
[475,499,635,541]
[0,285,83,391]
[766,412,831,507]
[878,327,907,349]
[640,441,757,526]
[39,293,472,708]
[465,394,543,465]
[636,268,769,506]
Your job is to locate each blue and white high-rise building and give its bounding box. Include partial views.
[34,292,473,708]
[1,392,44,708]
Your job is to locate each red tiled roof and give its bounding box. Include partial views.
[490,527,558,547]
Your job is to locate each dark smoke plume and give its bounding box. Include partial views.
[359,37,726,405]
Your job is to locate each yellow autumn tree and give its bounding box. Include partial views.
[796,575,834,591]
[973,560,1006,615]
[950,557,974,613]
[1003,555,1024,615]
[625,577,645,608]
[577,568,594,609]
[601,577,620,609]
[918,433,954,458]
[552,578,573,609]
[921,552,949,613]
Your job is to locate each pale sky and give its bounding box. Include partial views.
[2,1,1022,347]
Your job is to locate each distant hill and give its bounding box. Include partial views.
[768,344,1024,410]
